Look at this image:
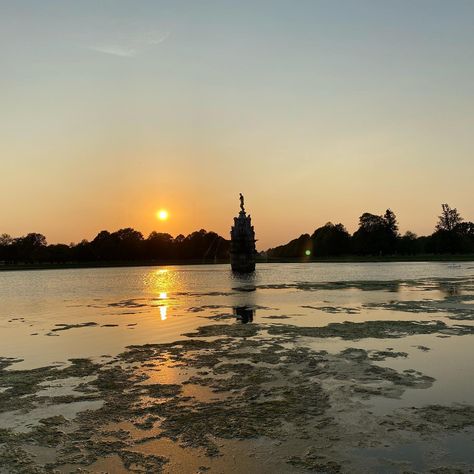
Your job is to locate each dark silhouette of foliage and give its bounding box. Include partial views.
[11,233,48,263]
[398,231,419,255]
[311,223,351,256]
[267,204,474,259]
[427,205,474,254]
[266,234,311,259]
[352,210,399,255]
[0,228,230,264]
[145,232,174,260]
[436,204,463,231]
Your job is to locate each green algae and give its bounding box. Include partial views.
[51,322,98,332]
[119,450,168,472]
[380,404,474,434]
[183,323,260,338]
[0,358,99,413]
[267,320,474,340]
[363,299,474,321]
[302,305,360,314]
[0,444,46,474]
[368,350,408,361]
[288,447,342,473]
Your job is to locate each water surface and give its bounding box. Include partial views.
[1,262,473,473]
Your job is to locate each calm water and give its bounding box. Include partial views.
[1,261,474,369]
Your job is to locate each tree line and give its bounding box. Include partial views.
[0,228,230,264]
[2,204,473,265]
[267,204,474,258]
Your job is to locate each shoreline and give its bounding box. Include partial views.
[1,254,474,272]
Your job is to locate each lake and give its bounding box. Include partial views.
[1,262,473,473]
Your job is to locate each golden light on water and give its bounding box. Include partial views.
[142,268,182,323]
[156,209,169,221]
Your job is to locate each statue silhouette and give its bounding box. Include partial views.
[239,193,245,212]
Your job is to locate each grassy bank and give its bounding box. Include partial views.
[263,254,474,263]
[1,254,474,272]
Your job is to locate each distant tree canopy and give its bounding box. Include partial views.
[267,204,474,259]
[0,229,230,264]
[311,223,351,256]
[352,209,399,255]
[263,234,311,259]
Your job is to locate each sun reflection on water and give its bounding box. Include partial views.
[142,268,184,322]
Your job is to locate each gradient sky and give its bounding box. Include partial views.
[1,1,474,249]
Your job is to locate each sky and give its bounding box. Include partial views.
[1,0,474,250]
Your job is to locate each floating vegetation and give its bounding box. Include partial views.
[51,322,99,332]
[267,320,474,340]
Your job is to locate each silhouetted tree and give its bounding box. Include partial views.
[91,231,115,261]
[398,231,419,255]
[352,210,400,255]
[353,213,386,255]
[145,232,174,260]
[47,244,71,263]
[428,205,473,253]
[383,209,399,253]
[178,229,230,260]
[112,228,144,260]
[383,209,399,237]
[436,204,463,231]
[0,234,13,262]
[71,240,94,261]
[13,233,48,263]
[311,223,351,256]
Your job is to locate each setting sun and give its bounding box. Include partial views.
[156,209,169,221]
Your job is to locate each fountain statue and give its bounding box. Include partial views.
[230,194,257,272]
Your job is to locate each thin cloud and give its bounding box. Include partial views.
[144,31,170,46]
[88,31,170,58]
[88,45,137,57]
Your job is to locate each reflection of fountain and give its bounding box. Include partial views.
[438,282,461,297]
[233,306,255,324]
[231,270,257,323]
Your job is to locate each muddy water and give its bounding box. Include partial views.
[0,262,473,473]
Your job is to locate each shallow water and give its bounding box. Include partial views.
[0,262,473,473]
